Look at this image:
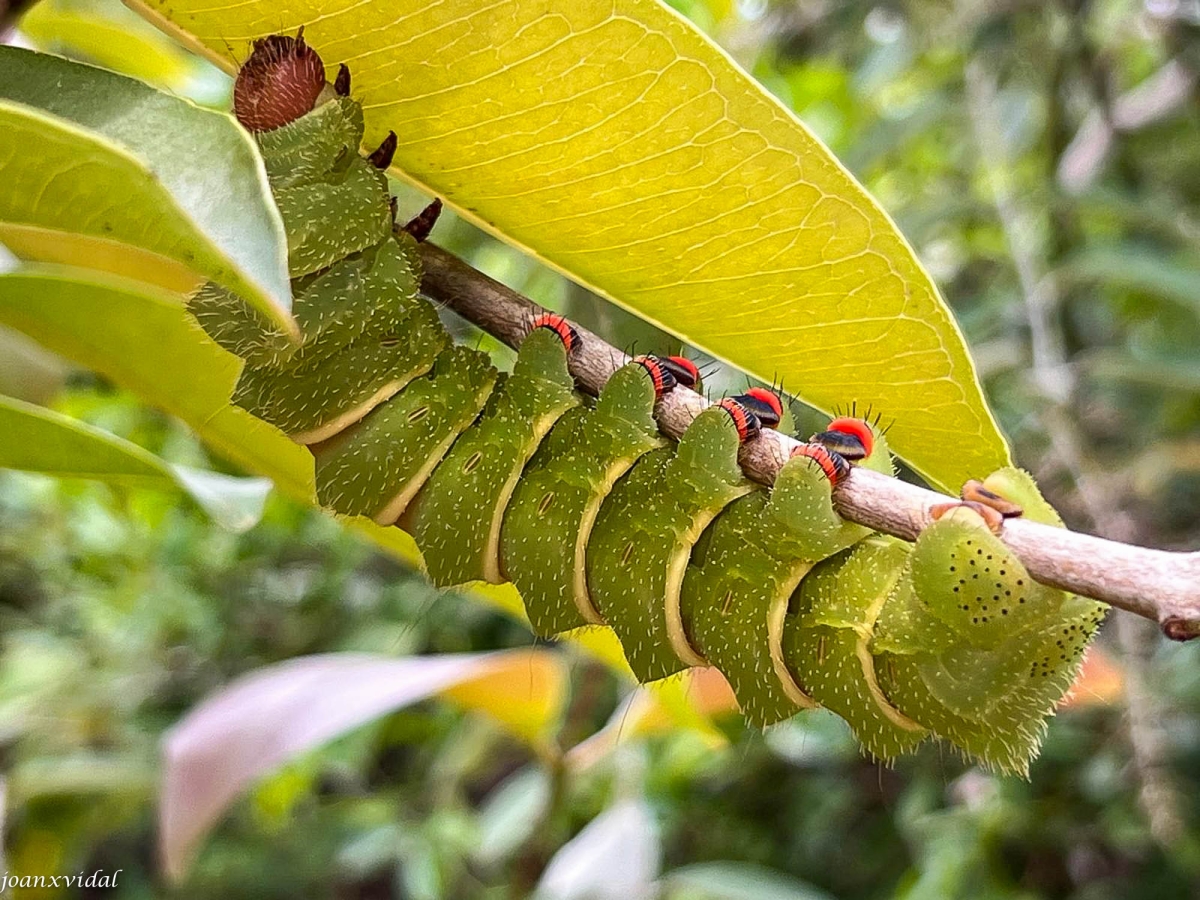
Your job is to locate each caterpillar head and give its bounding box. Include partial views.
[233,31,328,133]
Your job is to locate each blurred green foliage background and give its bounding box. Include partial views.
[2,0,1199,897]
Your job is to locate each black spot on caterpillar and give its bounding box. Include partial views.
[187,35,1105,776]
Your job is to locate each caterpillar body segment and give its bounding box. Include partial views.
[679,487,810,725]
[679,425,892,726]
[191,231,427,377]
[254,95,366,187]
[588,407,755,683]
[874,599,1104,775]
[870,469,1106,774]
[188,281,285,368]
[405,328,580,587]
[502,360,666,636]
[272,164,393,278]
[782,537,929,761]
[231,295,448,444]
[900,468,1071,649]
[245,90,393,279]
[311,346,497,525]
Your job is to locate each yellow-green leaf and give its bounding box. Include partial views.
[0,223,201,296]
[128,0,1009,488]
[0,392,180,485]
[0,264,417,561]
[0,392,271,530]
[19,0,202,91]
[0,46,295,337]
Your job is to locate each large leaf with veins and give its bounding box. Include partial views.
[128,0,1010,490]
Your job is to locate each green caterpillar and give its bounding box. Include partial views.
[187,34,1106,775]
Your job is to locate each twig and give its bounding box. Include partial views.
[417,241,1200,640]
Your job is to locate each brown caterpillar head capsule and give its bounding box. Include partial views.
[233,31,327,133]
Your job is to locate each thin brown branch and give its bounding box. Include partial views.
[417,241,1200,642]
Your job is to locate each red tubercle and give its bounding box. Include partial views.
[662,356,700,391]
[716,397,759,444]
[232,31,327,133]
[826,417,875,458]
[401,199,442,243]
[790,443,850,486]
[739,388,783,429]
[632,356,674,398]
[530,313,579,353]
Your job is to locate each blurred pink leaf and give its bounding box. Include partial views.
[160,650,556,881]
[535,799,660,900]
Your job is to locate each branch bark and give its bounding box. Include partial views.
[417,241,1200,641]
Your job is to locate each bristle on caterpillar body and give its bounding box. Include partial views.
[187,37,1104,776]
